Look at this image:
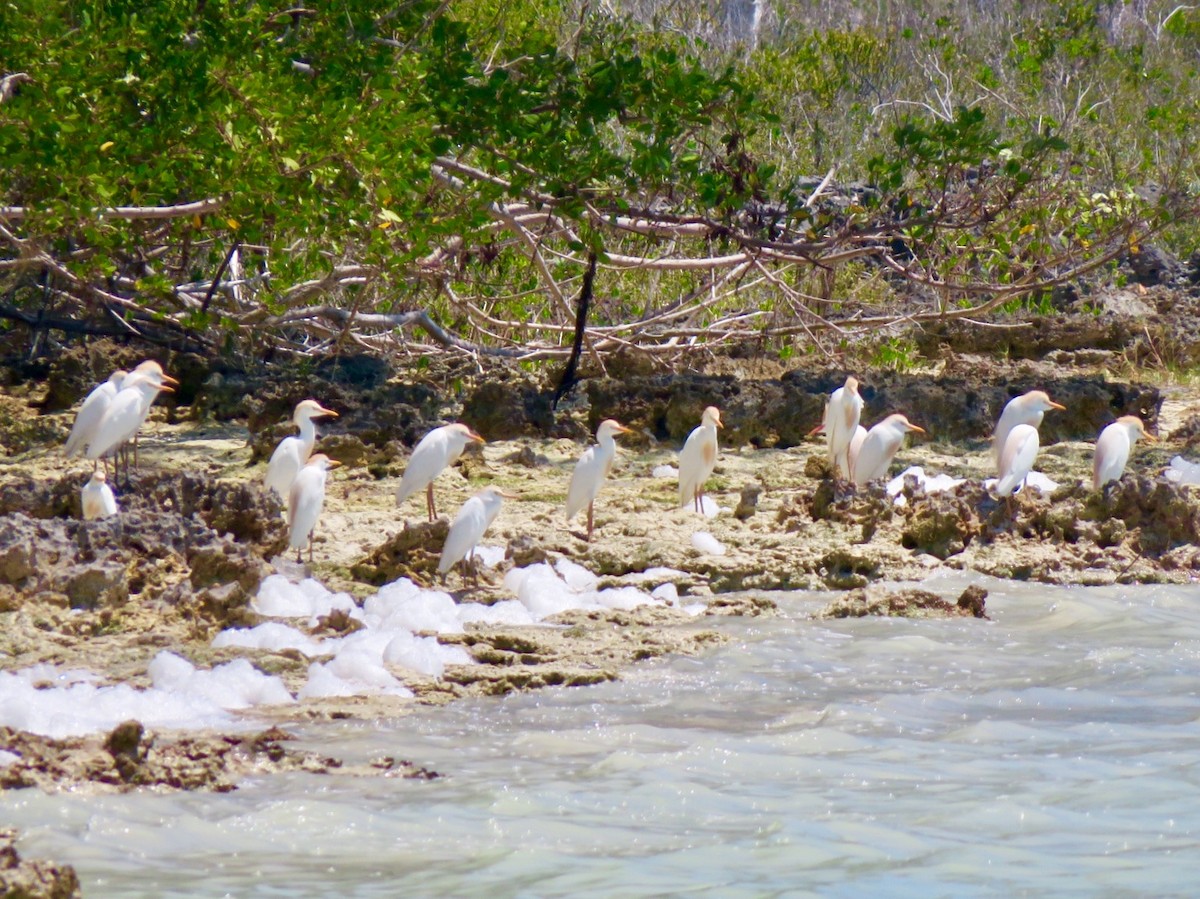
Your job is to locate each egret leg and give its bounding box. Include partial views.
[426,484,437,521]
[693,489,702,514]
[586,502,594,541]
[134,432,140,471]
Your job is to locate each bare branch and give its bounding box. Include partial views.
[264,304,532,358]
[0,197,224,222]
[0,72,31,104]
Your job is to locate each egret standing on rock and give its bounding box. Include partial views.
[678,406,723,513]
[853,414,925,486]
[824,376,863,479]
[438,486,514,584]
[125,360,181,469]
[995,423,1041,500]
[81,470,118,521]
[1094,416,1155,490]
[993,391,1065,474]
[64,370,126,459]
[85,362,178,476]
[847,425,868,476]
[566,419,633,540]
[288,454,341,563]
[264,399,339,505]
[396,423,485,521]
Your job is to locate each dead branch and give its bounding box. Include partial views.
[264,304,530,358]
[0,72,31,104]
[0,197,224,222]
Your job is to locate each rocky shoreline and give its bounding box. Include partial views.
[2,349,1200,815]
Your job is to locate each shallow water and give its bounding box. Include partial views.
[5,571,1200,897]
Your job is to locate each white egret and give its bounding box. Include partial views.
[64,370,126,458]
[993,390,1064,474]
[825,376,863,479]
[81,471,118,521]
[396,423,485,521]
[287,454,341,563]
[1094,415,1154,490]
[123,360,182,470]
[264,399,339,504]
[847,424,868,474]
[853,414,925,486]
[995,423,1040,499]
[566,419,633,540]
[438,486,515,583]
[85,363,177,474]
[678,406,723,512]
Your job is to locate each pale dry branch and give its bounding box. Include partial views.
[0,197,224,222]
[0,72,31,103]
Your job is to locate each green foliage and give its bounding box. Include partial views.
[0,0,1195,362]
[871,336,920,372]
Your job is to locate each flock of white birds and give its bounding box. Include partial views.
[62,366,1155,582]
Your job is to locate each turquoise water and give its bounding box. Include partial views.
[5,572,1200,896]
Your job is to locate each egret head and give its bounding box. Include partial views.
[1116,415,1155,442]
[133,360,180,388]
[450,423,486,444]
[1024,390,1066,413]
[294,399,339,422]
[597,419,633,440]
[307,454,342,471]
[884,413,925,434]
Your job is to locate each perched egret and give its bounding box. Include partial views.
[1094,415,1155,490]
[80,470,118,520]
[438,486,514,583]
[287,454,341,563]
[264,399,339,504]
[85,363,177,474]
[853,414,925,485]
[396,423,485,521]
[678,406,723,512]
[825,376,863,479]
[847,425,868,473]
[124,361,181,470]
[64,370,126,458]
[566,419,633,540]
[995,423,1040,499]
[993,391,1064,474]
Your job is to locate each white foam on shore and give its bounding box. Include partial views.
[887,466,967,507]
[1165,455,1200,486]
[0,653,293,739]
[253,575,356,623]
[472,545,507,568]
[2,554,702,737]
[983,471,1060,495]
[691,531,726,556]
[503,562,690,619]
[212,622,325,657]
